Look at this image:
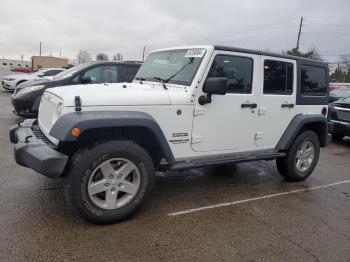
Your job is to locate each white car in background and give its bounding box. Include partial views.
[1,68,65,91]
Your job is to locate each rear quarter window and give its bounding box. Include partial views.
[301,65,327,96]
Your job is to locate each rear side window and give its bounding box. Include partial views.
[264,60,293,95]
[301,65,327,96]
[208,55,253,94]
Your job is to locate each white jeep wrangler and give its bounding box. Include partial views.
[10,45,331,224]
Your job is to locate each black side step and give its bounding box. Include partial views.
[170,151,286,171]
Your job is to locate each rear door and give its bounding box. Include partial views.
[256,56,296,149]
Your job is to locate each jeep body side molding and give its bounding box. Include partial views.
[49,111,175,164]
[276,114,330,150]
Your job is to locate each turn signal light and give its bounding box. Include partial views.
[71,128,81,137]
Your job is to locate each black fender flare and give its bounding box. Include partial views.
[275,114,329,150]
[49,111,175,164]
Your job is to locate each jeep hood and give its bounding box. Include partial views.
[48,82,189,106]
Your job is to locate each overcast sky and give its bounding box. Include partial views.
[0,0,349,63]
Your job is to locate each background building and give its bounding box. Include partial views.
[0,59,31,70]
[31,56,68,70]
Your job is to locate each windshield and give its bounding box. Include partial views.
[135,48,206,86]
[53,63,90,80]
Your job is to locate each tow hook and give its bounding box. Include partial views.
[25,135,33,143]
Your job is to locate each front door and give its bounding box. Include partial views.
[191,51,260,153]
[255,56,297,149]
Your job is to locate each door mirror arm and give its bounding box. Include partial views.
[198,77,227,105]
[198,94,212,105]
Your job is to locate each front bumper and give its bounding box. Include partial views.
[329,119,350,136]
[11,95,38,117]
[10,119,68,178]
[2,80,15,90]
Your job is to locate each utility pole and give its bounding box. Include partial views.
[296,17,303,51]
[39,41,42,56]
[142,46,146,62]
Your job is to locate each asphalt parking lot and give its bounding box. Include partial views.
[0,90,350,261]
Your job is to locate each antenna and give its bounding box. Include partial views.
[296,17,303,51]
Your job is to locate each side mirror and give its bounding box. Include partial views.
[81,75,92,84]
[203,77,227,95]
[38,74,45,77]
[198,77,227,105]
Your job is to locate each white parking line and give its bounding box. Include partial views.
[168,180,350,216]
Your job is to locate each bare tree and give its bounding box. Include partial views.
[112,53,123,62]
[96,53,109,61]
[340,53,350,69]
[76,50,92,64]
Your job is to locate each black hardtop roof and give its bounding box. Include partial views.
[214,45,328,67]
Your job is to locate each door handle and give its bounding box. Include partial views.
[281,103,294,108]
[241,103,257,109]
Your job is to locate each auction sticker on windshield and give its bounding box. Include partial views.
[185,48,206,58]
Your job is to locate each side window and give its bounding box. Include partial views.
[43,70,62,76]
[301,65,327,96]
[264,60,293,95]
[207,55,253,94]
[81,65,118,84]
[120,65,140,82]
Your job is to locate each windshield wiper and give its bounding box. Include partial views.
[134,77,146,84]
[163,57,194,84]
[152,77,168,90]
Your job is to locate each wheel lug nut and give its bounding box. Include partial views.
[104,183,110,187]
[109,174,114,179]
[111,187,115,192]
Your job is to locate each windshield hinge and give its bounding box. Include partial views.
[193,107,205,116]
[191,135,203,144]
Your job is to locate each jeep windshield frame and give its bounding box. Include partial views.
[135,49,206,87]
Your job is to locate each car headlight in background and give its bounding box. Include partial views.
[4,78,16,81]
[16,85,45,96]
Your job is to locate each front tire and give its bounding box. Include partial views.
[276,131,320,181]
[64,140,155,224]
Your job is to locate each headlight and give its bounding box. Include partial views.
[16,85,45,96]
[4,78,15,81]
[51,102,63,124]
[56,102,63,117]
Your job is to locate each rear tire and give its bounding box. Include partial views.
[64,140,155,224]
[276,131,320,181]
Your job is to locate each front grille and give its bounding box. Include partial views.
[337,110,350,122]
[38,92,62,134]
[32,126,53,145]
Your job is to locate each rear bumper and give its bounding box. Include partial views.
[10,119,68,178]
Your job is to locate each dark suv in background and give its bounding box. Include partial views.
[11,61,141,117]
[328,95,350,140]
